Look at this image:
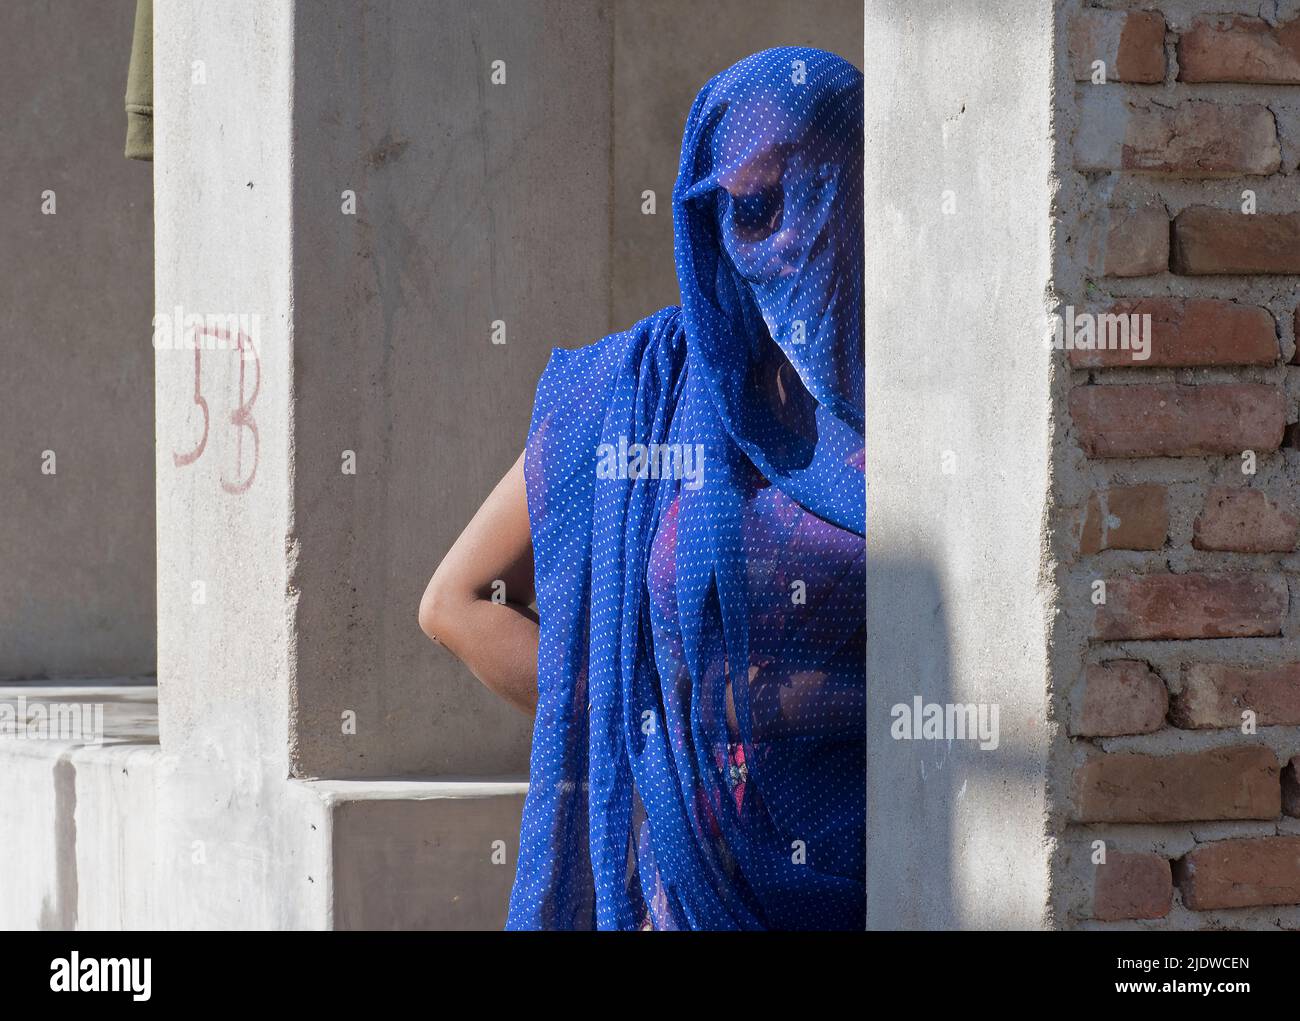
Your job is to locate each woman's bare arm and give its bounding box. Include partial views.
[418,449,539,714]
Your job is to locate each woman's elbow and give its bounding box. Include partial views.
[418,573,457,643]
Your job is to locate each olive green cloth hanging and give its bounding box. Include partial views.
[125,0,152,161]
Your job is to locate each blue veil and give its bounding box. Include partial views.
[507,47,864,930]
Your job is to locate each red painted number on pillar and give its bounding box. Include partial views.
[172,325,260,494]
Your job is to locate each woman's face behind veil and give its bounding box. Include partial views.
[672,48,865,536]
[715,133,845,439]
[706,69,864,437]
[718,136,841,299]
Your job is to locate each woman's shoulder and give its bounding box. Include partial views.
[525,307,685,533]
[542,306,683,382]
[532,306,683,428]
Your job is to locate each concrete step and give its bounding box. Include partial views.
[0,683,526,930]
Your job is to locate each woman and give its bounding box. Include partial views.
[420,46,864,930]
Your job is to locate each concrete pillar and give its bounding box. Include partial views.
[144,0,608,927]
[864,0,1055,928]
[155,0,613,780]
[866,0,1300,931]
[149,0,322,928]
[154,0,296,774]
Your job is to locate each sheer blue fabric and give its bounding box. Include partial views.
[507,47,864,930]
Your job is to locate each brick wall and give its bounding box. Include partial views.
[1058,2,1300,928]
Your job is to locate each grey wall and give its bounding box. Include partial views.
[612,0,864,330]
[288,1,614,779]
[863,0,1055,928]
[0,0,155,680]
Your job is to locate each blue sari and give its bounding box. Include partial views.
[508,47,864,930]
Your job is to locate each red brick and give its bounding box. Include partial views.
[1093,572,1286,641]
[1284,756,1300,817]
[1194,488,1298,552]
[1076,96,1280,177]
[1071,660,1168,737]
[1068,299,1276,369]
[1069,383,1286,459]
[1173,663,1300,729]
[1103,206,1168,277]
[1079,484,1167,554]
[1125,102,1280,176]
[1173,207,1300,275]
[1070,9,1166,83]
[1178,15,1300,84]
[1176,836,1300,909]
[1074,746,1280,823]
[1094,851,1173,920]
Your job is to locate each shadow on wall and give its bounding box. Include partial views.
[867,555,1043,930]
